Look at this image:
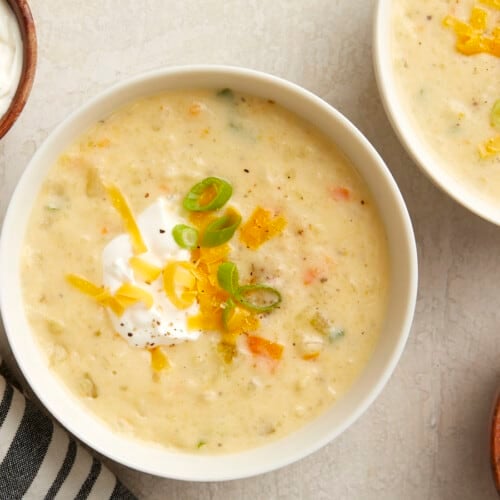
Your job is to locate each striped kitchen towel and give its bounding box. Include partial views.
[0,359,136,500]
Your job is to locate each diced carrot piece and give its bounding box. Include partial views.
[302,352,320,361]
[329,186,351,201]
[303,267,319,285]
[189,103,202,116]
[247,335,283,360]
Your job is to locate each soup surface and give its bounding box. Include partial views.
[391,0,500,206]
[21,89,389,453]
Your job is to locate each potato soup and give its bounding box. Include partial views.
[391,0,500,205]
[21,89,389,453]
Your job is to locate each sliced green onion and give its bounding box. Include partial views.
[216,88,234,99]
[310,312,329,335]
[491,99,500,129]
[217,263,239,295]
[328,327,345,343]
[234,284,282,312]
[222,298,235,330]
[183,177,232,212]
[310,312,344,343]
[201,211,241,247]
[172,224,199,249]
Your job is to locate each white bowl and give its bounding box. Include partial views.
[0,65,418,480]
[373,0,499,226]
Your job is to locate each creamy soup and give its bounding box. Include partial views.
[21,89,389,453]
[391,0,500,205]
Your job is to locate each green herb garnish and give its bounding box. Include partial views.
[217,262,240,295]
[234,284,282,313]
[172,224,199,249]
[310,312,345,343]
[490,99,500,129]
[183,177,232,212]
[216,88,234,99]
[201,210,241,247]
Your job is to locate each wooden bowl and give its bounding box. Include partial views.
[0,0,37,139]
[492,390,500,494]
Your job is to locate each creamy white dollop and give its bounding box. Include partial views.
[0,0,23,117]
[102,198,202,348]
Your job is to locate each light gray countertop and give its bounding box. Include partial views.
[0,1,498,498]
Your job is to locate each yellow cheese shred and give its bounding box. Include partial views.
[163,261,198,309]
[239,206,287,250]
[129,256,162,282]
[187,245,230,332]
[150,347,169,371]
[443,6,500,57]
[224,305,260,334]
[66,274,124,316]
[105,184,147,255]
[114,283,154,309]
[479,135,500,157]
[480,0,500,10]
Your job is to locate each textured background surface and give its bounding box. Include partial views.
[0,1,499,498]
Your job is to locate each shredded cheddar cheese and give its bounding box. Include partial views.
[129,256,162,282]
[150,347,169,371]
[187,245,231,331]
[66,274,124,316]
[479,135,500,157]
[481,0,500,10]
[114,283,154,309]
[224,304,259,334]
[163,261,198,309]
[239,207,287,250]
[443,5,500,57]
[105,184,147,255]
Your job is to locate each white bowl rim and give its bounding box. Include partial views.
[373,0,500,226]
[0,64,418,481]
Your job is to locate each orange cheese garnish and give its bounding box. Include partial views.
[224,304,260,334]
[443,6,500,57]
[186,244,231,331]
[188,211,217,232]
[105,184,147,255]
[129,256,162,282]
[239,207,287,250]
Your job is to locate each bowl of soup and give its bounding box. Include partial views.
[374,0,500,224]
[0,66,417,480]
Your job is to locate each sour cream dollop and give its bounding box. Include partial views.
[102,198,202,348]
[0,0,23,117]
